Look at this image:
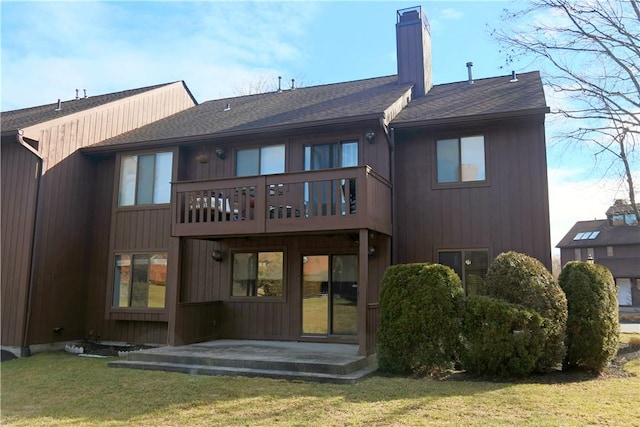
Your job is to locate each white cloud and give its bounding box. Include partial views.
[1,1,320,110]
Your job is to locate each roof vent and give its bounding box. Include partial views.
[510,71,518,83]
[224,103,231,112]
[291,78,295,90]
[75,89,79,100]
[54,99,62,111]
[466,62,474,84]
[83,89,88,98]
[278,76,282,93]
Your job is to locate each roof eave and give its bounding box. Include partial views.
[391,107,550,129]
[82,112,386,154]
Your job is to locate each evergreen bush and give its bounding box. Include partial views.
[377,263,464,375]
[462,295,545,377]
[559,261,619,373]
[483,251,567,372]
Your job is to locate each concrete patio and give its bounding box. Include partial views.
[109,340,377,384]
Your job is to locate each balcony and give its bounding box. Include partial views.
[171,166,391,238]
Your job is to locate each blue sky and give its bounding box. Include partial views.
[1,0,635,255]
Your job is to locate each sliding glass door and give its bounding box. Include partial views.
[301,254,358,336]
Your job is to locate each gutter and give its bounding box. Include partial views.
[380,117,397,265]
[17,130,43,357]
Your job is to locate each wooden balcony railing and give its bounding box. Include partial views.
[171,166,392,238]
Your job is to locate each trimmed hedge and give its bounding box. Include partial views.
[559,261,619,373]
[462,295,546,377]
[377,263,464,376]
[483,252,568,372]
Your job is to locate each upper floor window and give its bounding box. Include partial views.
[304,140,358,170]
[113,253,167,308]
[236,145,285,176]
[436,135,485,183]
[118,152,173,206]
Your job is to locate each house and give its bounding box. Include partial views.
[1,82,197,356]
[557,199,640,320]
[1,6,551,358]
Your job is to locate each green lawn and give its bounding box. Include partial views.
[2,336,639,426]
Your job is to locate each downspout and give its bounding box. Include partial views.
[380,117,396,265]
[17,130,43,357]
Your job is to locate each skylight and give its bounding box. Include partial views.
[573,231,600,240]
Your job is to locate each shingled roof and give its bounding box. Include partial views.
[1,82,191,132]
[393,71,548,126]
[85,76,413,150]
[85,71,547,152]
[556,219,640,248]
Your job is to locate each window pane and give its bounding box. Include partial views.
[308,144,332,170]
[437,139,459,183]
[260,145,285,175]
[237,148,260,176]
[130,255,150,307]
[304,146,311,171]
[341,141,358,167]
[153,152,173,203]
[148,253,167,308]
[232,253,257,296]
[118,155,137,206]
[460,136,485,181]
[464,251,488,295]
[617,278,632,306]
[136,155,155,205]
[331,254,358,335]
[257,252,283,297]
[113,254,131,307]
[439,251,462,279]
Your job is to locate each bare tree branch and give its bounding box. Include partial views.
[494,0,639,221]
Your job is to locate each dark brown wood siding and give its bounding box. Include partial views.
[23,83,195,345]
[1,138,40,347]
[180,234,360,342]
[393,117,552,269]
[83,156,171,344]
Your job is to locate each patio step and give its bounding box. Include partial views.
[108,340,378,384]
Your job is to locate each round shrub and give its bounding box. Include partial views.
[377,263,465,376]
[462,295,545,377]
[559,261,619,373]
[483,251,568,372]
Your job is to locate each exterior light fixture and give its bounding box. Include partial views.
[365,130,376,144]
[587,254,594,264]
[215,148,226,159]
[211,250,224,262]
[368,245,376,257]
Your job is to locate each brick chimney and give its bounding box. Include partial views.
[396,6,432,97]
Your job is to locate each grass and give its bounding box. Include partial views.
[2,335,639,426]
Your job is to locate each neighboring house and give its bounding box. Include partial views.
[1,82,197,355]
[2,6,551,357]
[557,199,640,320]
